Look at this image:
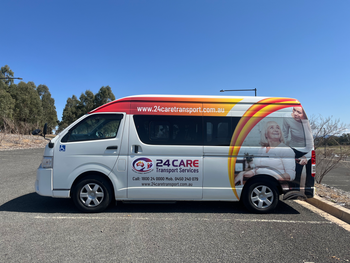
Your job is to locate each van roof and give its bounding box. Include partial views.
[89,94,301,115]
[113,94,272,101]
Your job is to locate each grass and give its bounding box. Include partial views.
[0,133,54,150]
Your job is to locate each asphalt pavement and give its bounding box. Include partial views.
[0,148,350,262]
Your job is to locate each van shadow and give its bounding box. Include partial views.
[0,193,300,215]
[0,193,78,213]
[110,200,300,215]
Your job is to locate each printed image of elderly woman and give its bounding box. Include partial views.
[235,121,296,186]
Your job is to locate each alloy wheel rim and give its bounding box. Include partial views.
[250,185,274,209]
[79,183,104,207]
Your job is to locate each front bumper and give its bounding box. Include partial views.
[35,166,53,196]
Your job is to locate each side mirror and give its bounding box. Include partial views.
[43,123,47,138]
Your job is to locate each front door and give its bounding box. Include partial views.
[53,113,125,191]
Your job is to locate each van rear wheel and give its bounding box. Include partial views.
[72,175,112,213]
[242,180,279,213]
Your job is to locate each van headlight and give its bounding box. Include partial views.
[41,157,53,168]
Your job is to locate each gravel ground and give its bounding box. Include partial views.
[315,183,350,209]
[1,133,350,209]
[0,134,50,150]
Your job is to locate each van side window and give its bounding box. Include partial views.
[150,122,170,141]
[61,114,123,143]
[134,115,202,145]
[203,117,240,146]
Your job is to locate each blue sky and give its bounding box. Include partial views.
[2,1,350,126]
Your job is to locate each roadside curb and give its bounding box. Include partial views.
[305,196,350,224]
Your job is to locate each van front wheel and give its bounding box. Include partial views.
[72,176,112,213]
[242,180,279,213]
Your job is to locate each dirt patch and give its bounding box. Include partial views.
[0,133,51,150]
[315,183,350,209]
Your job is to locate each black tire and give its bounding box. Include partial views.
[71,175,112,213]
[242,179,279,213]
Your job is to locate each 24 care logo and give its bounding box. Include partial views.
[132,157,154,174]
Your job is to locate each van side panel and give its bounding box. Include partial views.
[203,149,240,200]
[127,115,204,200]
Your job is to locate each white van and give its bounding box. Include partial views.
[36,95,315,213]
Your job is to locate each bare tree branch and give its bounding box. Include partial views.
[310,115,350,183]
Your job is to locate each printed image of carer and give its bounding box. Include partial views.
[235,120,295,186]
[283,106,313,191]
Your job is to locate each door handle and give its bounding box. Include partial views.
[133,145,142,153]
[106,146,118,150]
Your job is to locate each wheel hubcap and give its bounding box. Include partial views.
[250,185,274,209]
[79,183,104,207]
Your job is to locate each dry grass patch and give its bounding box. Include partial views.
[0,133,53,150]
[315,183,350,209]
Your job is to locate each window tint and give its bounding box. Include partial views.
[203,117,240,146]
[62,114,123,143]
[150,122,170,141]
[134,115,241,146]
[134,115,203,145]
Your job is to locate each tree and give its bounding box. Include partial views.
[8,81,43,133]
[0,65,59,134]
[0,86,15,131]
[58,86,116,132]
[79,90,95,113]
[94,86,115,108]
[338,133,350,145]
[0,65,15,126]
[0,87,15,118]
[0,77,15,118]
[0,65,14,87]
[58,95,81,132]
[310,115,350,183]
[37,84,58,133]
